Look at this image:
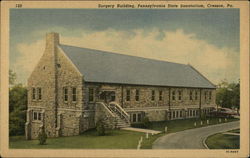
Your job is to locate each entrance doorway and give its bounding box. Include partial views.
[99,91,116,103]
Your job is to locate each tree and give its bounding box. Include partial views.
[9,70,16,87]
[9,70,27,136]
[216,80,240,110]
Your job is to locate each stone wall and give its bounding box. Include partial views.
[27,33,59,138]
[26,33,89,139]
[85,83,216,122]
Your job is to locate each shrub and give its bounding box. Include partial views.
[142,116,151,129]
[38,127,47,145]
[96,119,106,136]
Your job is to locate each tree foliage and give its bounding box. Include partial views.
[216,80,240,109]
[9,70,27,136]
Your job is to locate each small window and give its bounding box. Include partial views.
[205,91,207,100]
[38,113,42,120]
[89,88,94,102]
[132,113,136,122]
[151,90,155,101]
[159,90,163,101]
[72,87,77,102]
[172,91,175,100]
[209,91,212,100]
[38,88,42,100]
[64,87,68,102]
[137,113,142,122]
[178,91,182,100]
[126,89,130,101]
[135,89,139,101]
[189,91,193,100]
[32,88,36,100]
[195,91,198,100]
[33,112,37,120]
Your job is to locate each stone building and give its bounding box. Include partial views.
[25,32,216,139]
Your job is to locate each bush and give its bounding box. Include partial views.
[38,127,47,145]
[96,119,106,136]
[142,116,151,129]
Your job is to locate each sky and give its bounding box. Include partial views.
[10,9,239,85]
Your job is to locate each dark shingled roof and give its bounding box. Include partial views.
[59,44,215,88]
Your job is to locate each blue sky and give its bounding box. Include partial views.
[10,9,239,85]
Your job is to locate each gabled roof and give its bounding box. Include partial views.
[59,44,215,89]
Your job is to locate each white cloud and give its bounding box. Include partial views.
[13,28,239,85]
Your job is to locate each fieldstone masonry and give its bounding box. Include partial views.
[26,33,217,139]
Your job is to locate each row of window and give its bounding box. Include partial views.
[32,87,42,100]
[125,89,212,102]
[32,87,78,103]
[130,112,143,123]
[172,108,212,119]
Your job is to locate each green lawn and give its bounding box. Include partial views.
[205,129,240,149]
[10,129,144,149]
[10,117,239,149]
[137,117,238,132]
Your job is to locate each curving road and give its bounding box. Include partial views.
[152,121,239,149]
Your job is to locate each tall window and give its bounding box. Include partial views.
[64,87,68,102]
[178,91,182,100]
[132,113,136,122]
[135,89,139,101]
[33,112,37,120]
[151,90,155,101]
[173,111,175,118]
[137,113,142,122]
[38,88,42,100]
[195,91,198,100]
[38,113,42,120]
[172,91,175,100]
[180,111,182,117]
[32,88,36,100]
[126,89,130,101]
[189,91,193,100]
[159,90,163,101]
[209,91,212,100]
[89,88,94,102]
[205,91,207,100]
[72,87,77,102]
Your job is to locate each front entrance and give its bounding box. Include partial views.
[99,90,116,103]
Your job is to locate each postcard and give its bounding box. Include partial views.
[0,0,249,157]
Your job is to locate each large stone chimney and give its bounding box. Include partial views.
[45,32,59,51]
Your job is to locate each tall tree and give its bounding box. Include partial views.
[9,70,27,136]
[216,80,240,110]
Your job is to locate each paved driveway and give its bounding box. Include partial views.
[152,121,239,149]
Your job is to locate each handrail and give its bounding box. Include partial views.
[109,102,130,124]
[96,102,116,117]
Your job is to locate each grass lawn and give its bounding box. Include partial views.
[10,117,239,149]
[205,129,240,149]
[140,117,239,149]
[9,129,144,149]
